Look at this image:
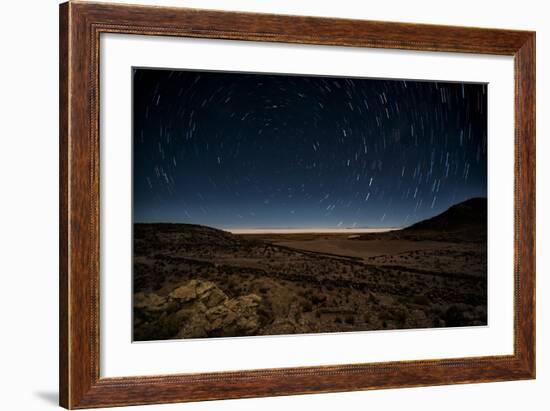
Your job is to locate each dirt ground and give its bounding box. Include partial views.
[133,223,487,341]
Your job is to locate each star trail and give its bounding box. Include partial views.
[133,68,487,229]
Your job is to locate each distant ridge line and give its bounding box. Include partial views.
[227,228,397,235]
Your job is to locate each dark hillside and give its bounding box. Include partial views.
[356,198,487,242]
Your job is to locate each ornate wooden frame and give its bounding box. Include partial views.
[59,1,535,408]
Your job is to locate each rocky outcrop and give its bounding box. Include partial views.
[134,280,266,340]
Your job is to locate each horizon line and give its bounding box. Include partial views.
[133,222,401,234]
[132,197,487,231]
[226,227,399,234]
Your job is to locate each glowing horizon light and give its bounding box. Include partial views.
[226,227,398,235]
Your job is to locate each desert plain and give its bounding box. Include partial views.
[133,198,487,341]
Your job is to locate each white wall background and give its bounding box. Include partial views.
[0,0,547,410]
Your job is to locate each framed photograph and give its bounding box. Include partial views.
[59,1,535,408]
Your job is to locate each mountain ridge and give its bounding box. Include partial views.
[356,197,487,242]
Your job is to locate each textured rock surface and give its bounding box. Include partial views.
[134,280,265,340]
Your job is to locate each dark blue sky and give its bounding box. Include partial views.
[133,68,487,229]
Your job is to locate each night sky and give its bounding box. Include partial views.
[133,68,487,230]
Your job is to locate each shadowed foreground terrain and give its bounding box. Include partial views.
[133,198,487,341]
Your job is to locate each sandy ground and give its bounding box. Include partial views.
[270,236,455,259]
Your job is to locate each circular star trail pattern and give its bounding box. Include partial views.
[133,69,487,229]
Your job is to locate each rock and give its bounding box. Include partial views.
[205,305,236,331]
[169,279,224,307]
[200,287,227,308]
[226,294,261,316]
[230,294,262,331]
[407,309,429,327]
[174,307,209,339]
[263,320,297,335]
[196,280,216,296]
[205,294,262,336]
[136,279,266,339]
[169,281,198,302]
[134,292,169,312]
